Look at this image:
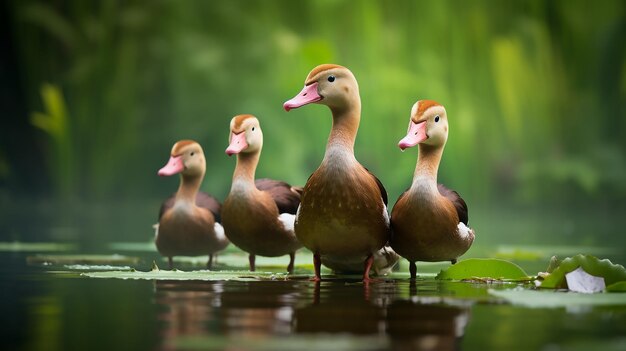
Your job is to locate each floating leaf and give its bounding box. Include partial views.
[494,248,544,261]
[0,241,76,252]
[82,269,297,281]
[27,254,140,265]
[108,241,156,252]
[489,289,626,308]
[539,255,626,289]
[174,334,389,351]
[606,281,626,292]
[436,258,529,281]
[494,246,620,262]
[64,264,133,271]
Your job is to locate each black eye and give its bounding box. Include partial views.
[435,115,440,122]
[327,75,335,82]
[190,152,195,156]
[252,127,255,131]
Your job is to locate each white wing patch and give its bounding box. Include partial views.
[457,222,472,239]
[214,222,226,241]
[382,204,390,226]
[278,213,296,233]
[295,204,301,222]
[373,246,400,276]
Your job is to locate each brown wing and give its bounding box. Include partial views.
[364,167,388,206]
[158,191,222,223]
[395,188,410,207]
[437,184,469,225]
[255,178,301,215]
[158,195,175,220]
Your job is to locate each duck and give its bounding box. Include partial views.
[156,140,229,270]
[283,64,398,282]
[221,114,303,273]
[390,100,475,279]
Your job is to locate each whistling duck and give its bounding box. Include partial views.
[391,100,475,279]
[221,114,303,273]
[156,140,229,270]
[284,64,398,282]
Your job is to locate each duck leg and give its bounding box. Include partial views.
[287,252,295,274]
[409,261,417,280]
[363,254,374,283]
[207,254,214,270]
[249,254,256,272]
[311,253,322,282]
[168,257,173,270]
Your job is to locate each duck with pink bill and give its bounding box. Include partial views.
[221,114,303,274]
[155,140,229,270]
[284,64,399,282]
[391,100,475,279]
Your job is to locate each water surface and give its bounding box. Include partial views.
[3,250,626,351]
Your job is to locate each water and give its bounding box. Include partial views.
[3,251,626,351]
[2,201,626,350]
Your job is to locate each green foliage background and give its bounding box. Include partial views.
[1,0,625,245]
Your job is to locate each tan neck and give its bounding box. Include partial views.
[232,152,260,189]
[325,100,361,157]
[176,173,203,203]
[412,144,444,192]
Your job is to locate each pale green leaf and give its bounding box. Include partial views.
[27,254,140,265]
[489,289,626,308]
[82,269,295,281]
[436,258,529,280]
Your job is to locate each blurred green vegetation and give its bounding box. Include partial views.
[1,0,625,242]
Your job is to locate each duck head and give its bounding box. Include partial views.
[158,140,206,177]
[398,100,448,150]
[225,114,263,156]
[283,64,359,112]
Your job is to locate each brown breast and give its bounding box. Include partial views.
[295,164,390,257]
[391,191,471,262]
[156,205,224,256]
[222,190,301,257]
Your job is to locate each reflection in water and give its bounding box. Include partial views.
[154,279,471,351]
[155,280,305,349]
[387,300,469,351]
[295,281,391,335]
[155,281,223,347]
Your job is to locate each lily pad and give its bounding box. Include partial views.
[489,289,626,308]
[108,242,156,252]
[0,241,76,252]
[173,334,389,351]
[64,264,134,271]
[27,254,140,265]
[436,258,530,281]
[606,281,626,292]
[82,268,296,281]
[494,245,620,261]
[539,254,626,289]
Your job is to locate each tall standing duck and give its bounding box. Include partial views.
[284,64,397,282]
[221,114,303,273]
[156,140,229,269]
[391,100,475,279]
